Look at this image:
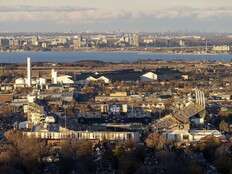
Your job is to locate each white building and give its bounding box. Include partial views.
[24,102,45,125]
[14,58,47,89]
[36,78,46,89]
[163,129,224,143]
[129,33,139,47]
[31,36,39,46]
[122,104,128,113]
[51,69,74,85]
[27,95,36,103]
[182,75,189,80]
[57,75,74,84]
[86,76,97,82]
[45,116,56,124]
[190,117,204,126]
[42,42,47,48]
[190,130,224,141]
[23,129,140,142]
[98,76,110,83]
[14,78,26,88]
[86,75,110,84]
[140,72,158,82]
[14,77,46,89]
[212,45,230,52]
[73,37,81,49]
[163,130,193,143]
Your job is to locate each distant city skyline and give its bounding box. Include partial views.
[0,0,232,32]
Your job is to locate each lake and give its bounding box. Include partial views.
[0,51,231,63]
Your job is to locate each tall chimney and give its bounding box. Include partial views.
[51,69,57,84]
[27,57,31,87]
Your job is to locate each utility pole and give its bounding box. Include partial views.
[62,100,68,129]
[64,105,67,129]
[205,39,208,53]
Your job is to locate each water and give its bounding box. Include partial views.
[0,51,231,63]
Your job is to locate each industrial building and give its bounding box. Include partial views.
[14,58,74,88]
[23,129,140,142]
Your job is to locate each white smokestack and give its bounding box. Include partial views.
[51,69,57,84]
[27,57,31,87]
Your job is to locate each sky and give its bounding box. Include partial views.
[0,0,232,32]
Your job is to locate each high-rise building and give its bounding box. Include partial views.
[42,42,48,48]
[58,36,68,45]
[9,39,20,48]
[13,39,20,48]
[179,40,185,47]
[129,33,139,47]
[27,57,32,87]
[73,37,81,49]
[31,36,39,46]
[0,38,10,48]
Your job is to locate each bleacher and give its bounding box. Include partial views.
[152,103,204,131]
[173,103,204,124]
[152,115,179,130]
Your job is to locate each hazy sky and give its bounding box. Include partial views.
[0,0,232,32]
